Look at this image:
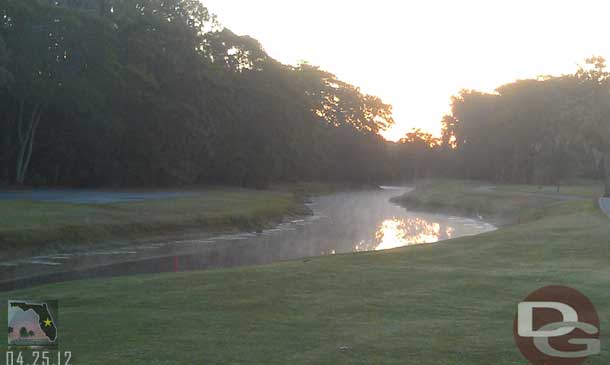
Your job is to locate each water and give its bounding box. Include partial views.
[0,187,495,291]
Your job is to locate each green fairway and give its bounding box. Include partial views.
[1,181,608,364]
[0,189,304,260]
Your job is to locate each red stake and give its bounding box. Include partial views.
[173,256,180,272]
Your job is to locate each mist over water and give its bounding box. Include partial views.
[0,187,495,291]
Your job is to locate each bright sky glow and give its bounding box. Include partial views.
[203,0,610,141]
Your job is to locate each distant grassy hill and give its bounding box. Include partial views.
[1,180,608,364]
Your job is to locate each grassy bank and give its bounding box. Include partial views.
[493,179,604,198]
[0,189,308,260]
[1,180,608,364]
[391,179,594,225]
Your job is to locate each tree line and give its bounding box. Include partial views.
[443,57,610,193]
[0,0,404,188]
[2,0,609,193]
[408,57,610,195]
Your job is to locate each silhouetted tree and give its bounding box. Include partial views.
[575,56,610,196]
[0,0,398,188]
[437,58,609,189]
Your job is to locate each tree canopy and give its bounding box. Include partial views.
[2,0,609,191]
[439,57,610,193]
[0,0,399,187]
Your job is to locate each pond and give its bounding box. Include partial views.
[0,186,496,290]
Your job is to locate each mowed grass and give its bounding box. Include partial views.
[1,181,608,364]
[494,179,604,198]
[0,189,304,259]
[392,179,562,225]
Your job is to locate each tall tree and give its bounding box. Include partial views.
[2,0,120,184]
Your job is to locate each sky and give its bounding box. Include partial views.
[202,0,610,141]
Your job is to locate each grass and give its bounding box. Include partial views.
[271,181,381,197]
[494,180,604,198]
[1,180,608,364]
[391,179,567,225]
[0,189,306,260]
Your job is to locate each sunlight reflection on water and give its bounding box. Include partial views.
[355,217,460,251]
[0,188,498,290]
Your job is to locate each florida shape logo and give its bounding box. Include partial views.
[8,300,58,348]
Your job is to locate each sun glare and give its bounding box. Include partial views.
[203,0,610,141]
[373,217,450,251]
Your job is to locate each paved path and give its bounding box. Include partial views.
[474,185,586,201]
[599,198,610,219]
[478,185,610,219]
[0,190,201,204]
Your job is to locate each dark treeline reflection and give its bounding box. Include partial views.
[1,1,610,192]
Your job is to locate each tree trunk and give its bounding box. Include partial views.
[20,112,41,183]
[1,118,13,183]
[14,99,25,184]
[98,0,108,17]
[604,153,610,197]
[15,102,42,185]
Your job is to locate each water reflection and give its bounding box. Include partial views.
[375,217,448,250]
[331,188,494,254]
[0,187,497,291]
[354,216,460,252]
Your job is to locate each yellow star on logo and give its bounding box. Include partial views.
[44,318,52,327]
